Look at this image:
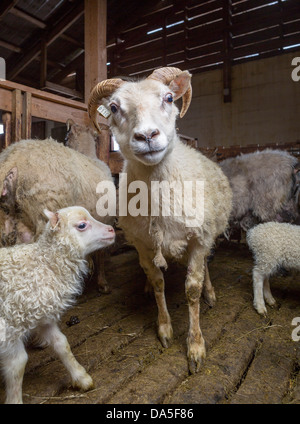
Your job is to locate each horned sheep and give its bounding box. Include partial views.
[0,137,115,293]
[88,66,232,373]
[0,206,115,404]
[247,222,300,316]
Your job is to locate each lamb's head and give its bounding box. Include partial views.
[44,206,115,256]
[88,67,192,166]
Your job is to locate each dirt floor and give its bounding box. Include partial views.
[1,241,300,404]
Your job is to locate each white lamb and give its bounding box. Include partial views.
[0,206,115,404]
[247,222,300,316]
[88,67,232,373]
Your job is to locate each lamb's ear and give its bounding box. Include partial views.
[168,71,191,101]
[44,209,59,228]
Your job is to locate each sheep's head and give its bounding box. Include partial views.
[88,67,192,166]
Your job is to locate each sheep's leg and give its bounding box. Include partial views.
[2,340,28,404]
[263,276,276,307]
[253,267,267,316]
[186,243,206,374]
[136,244,173,347]
[95,250,111,294]
[37,322,93,391]
[202,257,216,307]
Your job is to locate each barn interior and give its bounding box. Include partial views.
[0,0,300,405]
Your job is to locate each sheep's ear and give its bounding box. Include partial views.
[1,167,18,197]
[44,209,59,228]
[168,71,191,100]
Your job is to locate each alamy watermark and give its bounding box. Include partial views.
[0,57,6,80]
[96,174,205,228]
[291,57,300,82]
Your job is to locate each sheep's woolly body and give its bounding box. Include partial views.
[0,224,88,353]
[247,222,300,315]
[247,222,300,274]
[220,149,299,229]
[0,138,114,238]
[119,141,232,262]
[91,68,232,373]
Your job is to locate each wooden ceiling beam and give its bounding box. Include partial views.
[0,38,21,53]
[9,7,46,28]
[0,0,18,19]
[7,1,84,80]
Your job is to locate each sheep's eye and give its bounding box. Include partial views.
[110,103,118,114]
[77,222,87,231]
[164,93,173,103]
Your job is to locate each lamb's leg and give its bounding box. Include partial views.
[136,244,173,348]
[37,322,93,391]
[253,267,267,316]
[186,243,206,374]
[263,276,276,307]
[2,340,28,404]
[202,257,216,307]
[95,250,111,294]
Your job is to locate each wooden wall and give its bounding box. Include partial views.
[178,50,300,148]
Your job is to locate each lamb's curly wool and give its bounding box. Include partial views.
[247,222,300,315]
[0,206,115,404]
[0,229,87,350]
[0,137,115,292]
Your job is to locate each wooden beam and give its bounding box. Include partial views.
[222,0,232,103]
[44,81,83,99]
[22,92,32,139]
[11,89,22,142]
[0,0,18,19]
[9,7,46,28]
[84,0,107,102]
[7,1,84,80]
[40,39,47,89]
[0,39,21,53]
[2,112,11,148]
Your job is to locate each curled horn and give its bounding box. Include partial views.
[88,78,124,133]
[147,67,192,118]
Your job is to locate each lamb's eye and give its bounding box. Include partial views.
[77,222,87,231]
[164,93,173,103]
[110,103,118,113]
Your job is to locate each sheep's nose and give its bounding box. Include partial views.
[107,226,115,234]
[134,129,160,142]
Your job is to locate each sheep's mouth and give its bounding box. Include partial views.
[135,148,166,157]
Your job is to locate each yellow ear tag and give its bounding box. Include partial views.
[97,105,111,118]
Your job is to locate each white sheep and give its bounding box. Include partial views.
[88,67,232,373]
[0,205,115,404]
[247,222,300,316]
[65,118,99,161]
[0,138,115,293]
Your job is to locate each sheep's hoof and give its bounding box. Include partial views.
[158,324,173,348]
[72,373,94,392]
[187,340,206,374]
[254,303,267,317]
[98,284,112,295]
[203,289,216,308]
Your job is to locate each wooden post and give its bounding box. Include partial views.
[223,0,232,103]
[85,0,109,163]
[40,38,47,89]
[2,112,11,148]
[22,91,32,139]
[12,89,22,142]
[96,124,110,165]
[84,0,107,102]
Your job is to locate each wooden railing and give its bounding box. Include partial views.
[0,79,112,166]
